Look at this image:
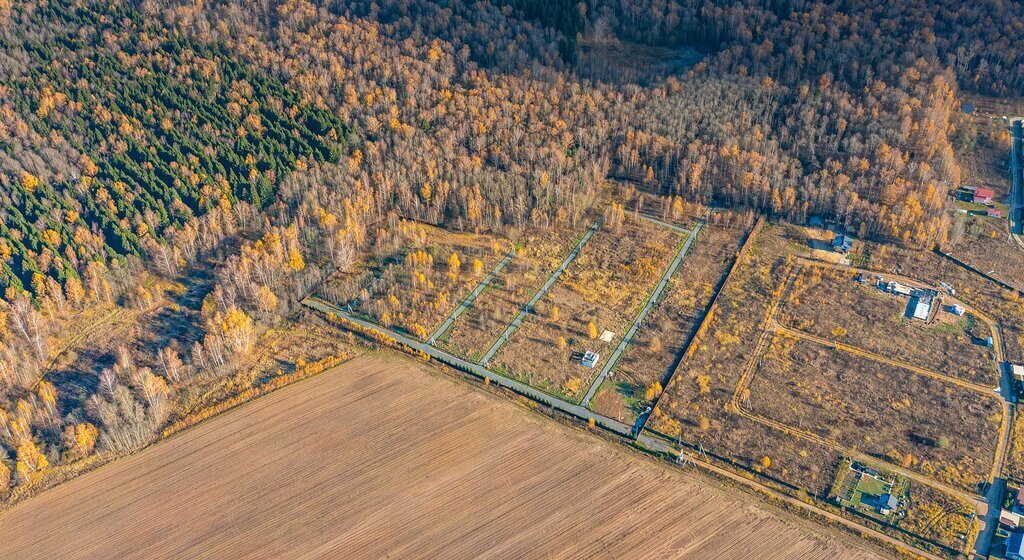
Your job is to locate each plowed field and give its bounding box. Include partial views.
[0,355,886,560]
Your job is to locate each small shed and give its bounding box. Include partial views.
[1013,364,1024,383]
[581,351,600,368]
[599,330,615,343]
[1003,509,1023,529]
[988,208,1004,218]
[948,304,965,316]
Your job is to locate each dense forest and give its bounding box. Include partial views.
[0,0,1022,495]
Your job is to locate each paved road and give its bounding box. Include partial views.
[428,250,516,343]
[304,295,946,560]
[478,221,600,366]
[581,217,705,407]
[1010,119,1023,238]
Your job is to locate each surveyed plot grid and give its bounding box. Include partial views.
[469,215,700,405]
[726,262,1006,505]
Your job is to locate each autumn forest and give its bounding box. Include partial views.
[0,0,1022,507]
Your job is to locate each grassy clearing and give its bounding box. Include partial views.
[945,213,1024,291]
[592,225,745,423]
[317,220,510,340]
[436,225,580,361]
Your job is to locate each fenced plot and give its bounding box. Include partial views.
[746,334,1001,492]
[780,265,997,385]
[317,220,510,340]
[591,225,745,423]
[490,217,684,400]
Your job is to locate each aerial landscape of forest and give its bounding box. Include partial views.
[1,1,1024,558]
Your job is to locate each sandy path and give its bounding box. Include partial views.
[0,354,888,560]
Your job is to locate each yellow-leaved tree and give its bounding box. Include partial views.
[62,423,99,460]
[221,306,256,355]
[16,439,48,484]
[448,252,461,277]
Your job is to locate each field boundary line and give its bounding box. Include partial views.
[478,220,601,366]
[638,217,765,435]
[304,296,637,437]
[772,323,999,395]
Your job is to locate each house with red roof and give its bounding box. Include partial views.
[973,187,995,204]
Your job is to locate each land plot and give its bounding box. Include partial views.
[491,218,683,400]
[845,239,1024,363]
[781,266,996,385]
[645,227,845,494]
[748,335,1001,491]
[1007,411,1024,482]
[437,226,579,362]
[946,213,1024,291]
[899,483,977,551]
[592,225,745,423]
[318,220,509,340]
[0,355,889,560]
[829,460,976,552]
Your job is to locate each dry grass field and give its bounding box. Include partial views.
[591,225,745,423]
[0,354,887,560]
[437,225,581,361]
[318,220,510,339]
[945,213,1024,291]
[750,336,1001,491]
[781,265,997,385]
[491,218,683,399]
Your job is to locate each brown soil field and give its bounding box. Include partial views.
[749,336,1001,491]
[492,218,683,399]
[592,225,745,423]
[781,265,997,385]
[0,354,888,560]
[438,225,580,361]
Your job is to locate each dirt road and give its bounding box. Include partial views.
[0,355,887,560]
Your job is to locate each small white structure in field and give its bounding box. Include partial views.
[1013,364,1024,383]
[949,304,965,316]
[581,351,600,368]
[599,330,615,343]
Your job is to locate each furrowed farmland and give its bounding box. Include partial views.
[0,355,889,560]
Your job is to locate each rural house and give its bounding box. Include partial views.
[973,187,995,204]
[831,235,853,253]
[1008,532,1024,560]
